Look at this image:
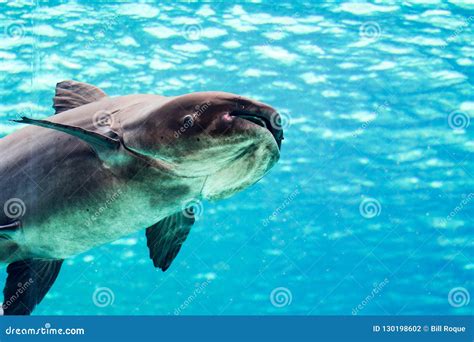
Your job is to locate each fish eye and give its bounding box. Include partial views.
[182,115,194,127]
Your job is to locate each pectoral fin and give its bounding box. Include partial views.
[2,259,63,315]
[146,209,195,271]
[12,117,120,151]
[0,221,21,231]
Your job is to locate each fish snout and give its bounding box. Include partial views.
[230,102,284,150]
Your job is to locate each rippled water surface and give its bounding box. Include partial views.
[0,1,473,315]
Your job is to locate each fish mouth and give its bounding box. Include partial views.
[231,109,284,149]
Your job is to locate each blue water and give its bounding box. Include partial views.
[0,2,472,315]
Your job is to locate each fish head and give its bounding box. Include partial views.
[123,92,283,199]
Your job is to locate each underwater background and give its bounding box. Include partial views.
[0,1,472,315]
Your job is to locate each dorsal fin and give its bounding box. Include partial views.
[53,80,107,114]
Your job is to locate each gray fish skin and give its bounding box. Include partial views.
[0,90,281,263]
